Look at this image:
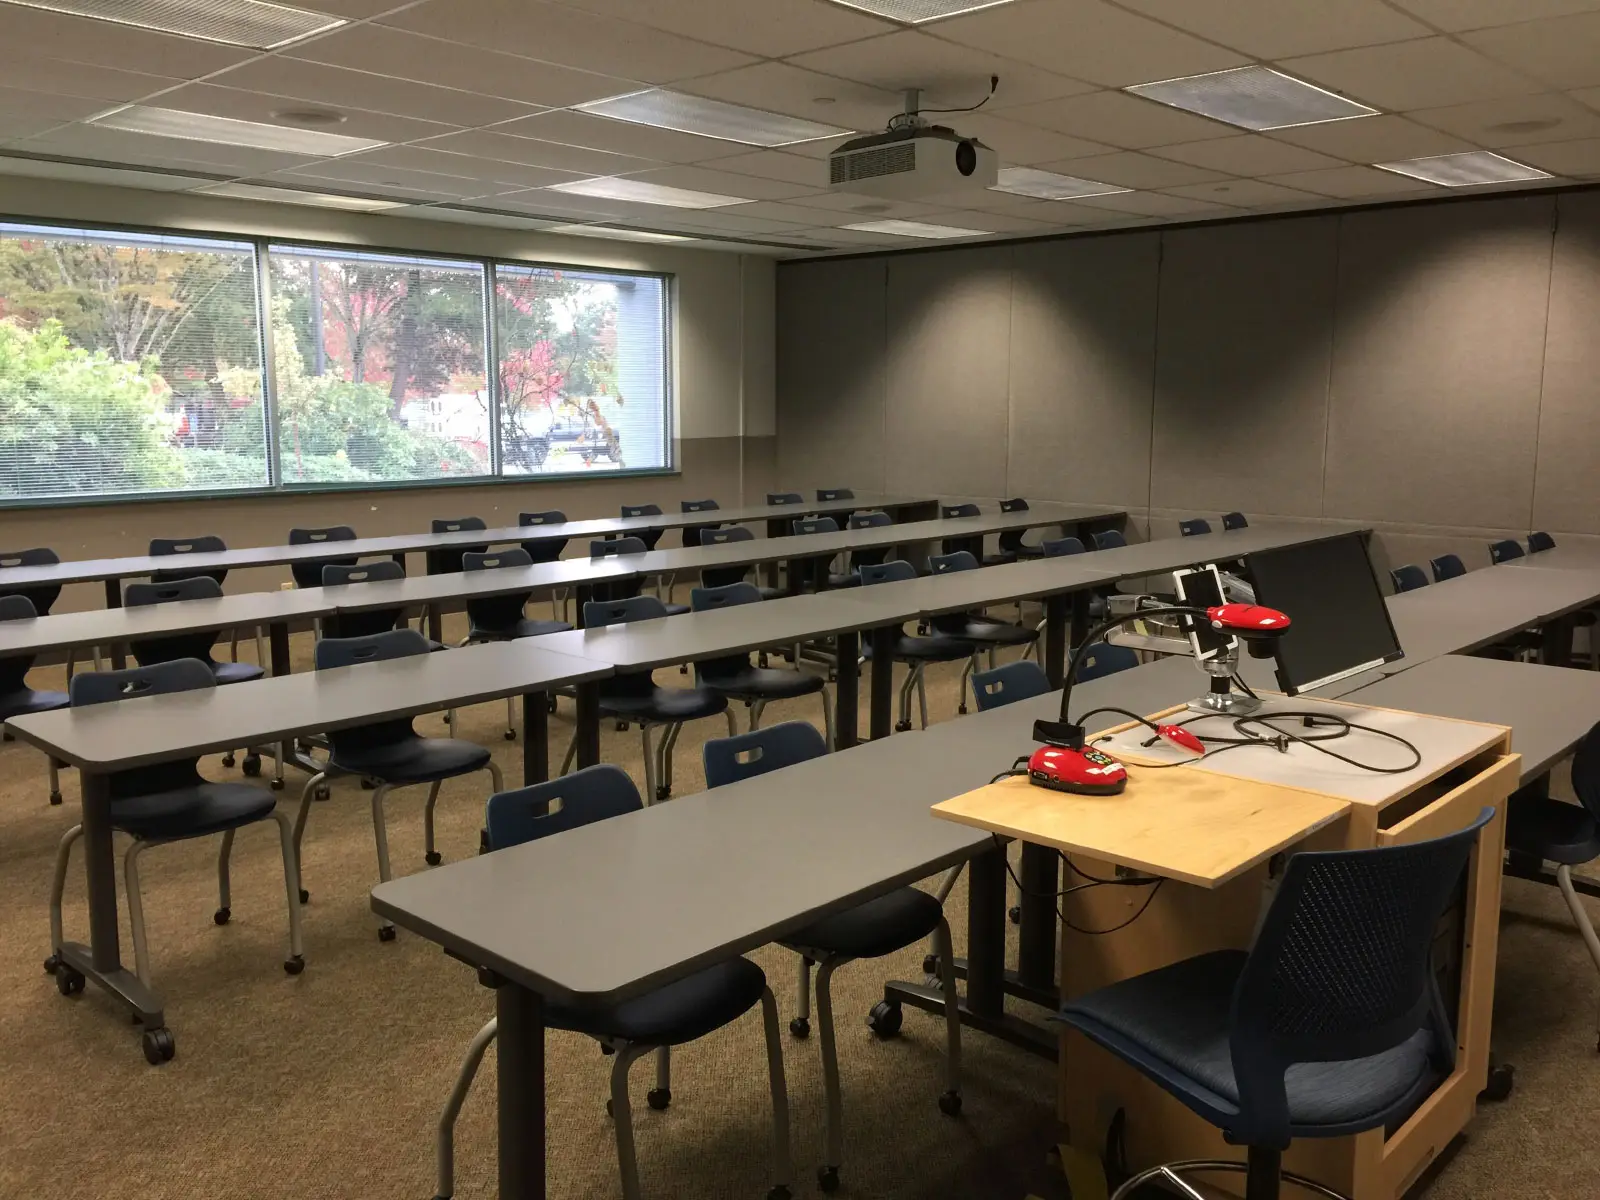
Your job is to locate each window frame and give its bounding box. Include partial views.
[0,214,677,510]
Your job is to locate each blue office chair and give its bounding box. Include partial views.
[590,538,689,614]
[1430,553,1467,582]
[149,534,228,585]
[621,503,666,551]
[941,503,980,519]
[1060,809,1491,1200]
[698,525,785,599]
[1179,518,1212,537]
[1390,564,1429,594]
[562,596,734,801]
[1489,538,1525,564]
[845,510,896,583]
[970,659,1051,712]
[689,582,833,746]
[287,526,357,589]
[860,560,981,732]
[929,551,1039,713]
[988,498,1044,566]
[786,516,848,590]
[0,546,63,616]
[1529,531,1557,553]
[680,497,722,548]
[703,722,960,1191]
[817,488,853,501]
[1092,530,1127,551]
[0,595,68,804]
[459,548,573,739]
[321,560,419,641]
[433,765,793,1200]
[296,630,504,937]
[517,510,568,562]
[1078,643,1138,682]
[1042,536,1086,557]
[49,659,305,1018]
[1222,511,1249,531]
[428,517,489,575]
[767,492,804,506]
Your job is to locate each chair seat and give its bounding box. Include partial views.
[662,601,691,617]
[783,887,942,960]
[113,782,277,841]
[213,660,266,685]
[547,958,766,1046]
[1506,795,1600,866]
[826,572,862,589]
[0,686,68,720]
[329,736,491,785]
[1059,950,1438,1136]
[600,685,729,723]
[700,665,824,700]
[756,586,791,602]
[981,551,1018,567]
[469,617,574,641]
[936,617,1037,646]
[863,632,978,663]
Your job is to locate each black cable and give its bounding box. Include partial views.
[915,75,999,117]
[1064,879,1165,936]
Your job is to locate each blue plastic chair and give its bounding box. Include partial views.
[0,594,68,804]
[941,503,980,519]
[1077,643,1138,682]
[680,497,721,548]
[1058,809,1492,1200]
[1390,564,1429,594]
[1222,511,1249,531]
[517,510,568,563]
[50,659,304,1002]
[703,723,961,1190]
[589,538,688,613]
[427,518,488,575]
[928,551,1038,713]
[0,546,63,616]
[321,559,416,640]
[794,517,839,535]
[788,516,850,589]
[287,526,357,589]
[970,659,1050,712]
[1092,529,1127,551]
[1042,536,1086,557]
[124,576,266,687]
[697,525,783,598]
[1490,538,1525,564]
[149,534,228,585]
[460,548,572,739]
[817,488,853,501]
[620,503,665,551]
[767,492,804,506]
[860,561,981,731]
[1522,534,1598,658]
[1179,518,1212,537]
[433,765,792,1200]
[1528,531,1557,553]
[688,583,832,745]
[1430,553,1467,582]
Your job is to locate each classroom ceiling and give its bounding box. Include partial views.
[1,0,1599,255]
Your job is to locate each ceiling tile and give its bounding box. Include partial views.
[15,124,320,174]
[488,110,750,165]
[208,58,539,128]
[389,205,563,231]
[775,190,951,218]
[1464,14,1600,90]
[381,0,756,85]
[301,0,408,14]
[626,209,815,235]
[492,188,756,224]
[0,115,73,142]
[709,149,829,187]
[1039,149,1230,188]
[286,25,639,109]
[0,86,111,124]
[270,165,491,202]
[616,165,814,201]
[682,62,899,133]
[1111,0,1430,60]
[1281,38,1544,111]
[1072,189,1237,216]
[788,31,1094,112]
[1514,136,1600,175]
[1262,164,1437,198]
[1392,0,1600,31]
[926,0,1248,89]
[0,53,176,103]
[1409,93,1600,147]
[551,0,894,57]
[916,207,1056,233]
[1002,90,1234,149]
[1160,178,1321,207]
[0,5,253,79]
[150,84,458,146]
[0,155,207,190]
[1149,134,1348,175]
[951,112,1114,164]
[710,198,851,225]
[1268,113,1480,161]
[338,145,587,189]
[415,129,659,175]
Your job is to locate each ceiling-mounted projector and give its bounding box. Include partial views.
[829,86,998,200]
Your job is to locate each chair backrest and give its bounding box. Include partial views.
[1222,511,1248,530]
[149,535,227,584]
[324,560,405,586]
[124,576,226,666]
[767,492,804,506]
[691,581,762,611]
[1390,564,1429,594]
[1042,536,1086,557]
[520,510,567,528]
[942,503,981,519]
[702,526,754,546]
[0,595,41,694]
[681,498,720,513]
[621,503,662,519]
[433,517,487,534]
[429,518,488,575]
[1227,809,1492,1147]
[859,559,915,586]
[697,526,756,588]
[321,559,407,637]
[817,488,853,501]
[70,659,213,797]
[849,511,892,529]
[1000,498,1029,514]
[583,594,669,628]
[1076,643,1138,682]
[519,512,569,564]
[288,526,358,588]
[591,537,649,558]
[704,720,827,788]
[793,517,838,536]
[1092,530,1127,550]
[0,594,36,622]
[1528,531,1556,553]
[930,551,979,574]
[126,577,223,606]
[464,548,532,572]
[486,765,643,850]
[463,549,535,633]
[314,630,430,755]
[1489,538,1524,564]
[1179,518,1212,537]
[970,660,1050,711]
[1430,553,1467,582]
[0,547,61,615]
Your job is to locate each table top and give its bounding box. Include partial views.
[1502,544,1600,572]
[370,732,998,1005]
[1087,520,1368,581]
[4,641,610,770]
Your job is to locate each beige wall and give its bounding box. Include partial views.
[0,177,778,607]
[776,188,1600,582]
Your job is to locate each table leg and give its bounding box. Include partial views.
[575,682,601,768]
[497,982,547,1200]
[835,629,859,750]
[522,690,549,785]
[1071,590,1092,650]
[1542,616,1575,667]
[103,578,127,669]
[1016,846,1059,997]
[574,584,594,628]
[1044,594,1068,688]
[869,625,895,740]
[764,517,786,590]
[966,844,1007,1018]
[268,621,291,677]
[428,607,444,645]
[391,553,407,571]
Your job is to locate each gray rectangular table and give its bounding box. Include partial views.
[1503,544,1600,572]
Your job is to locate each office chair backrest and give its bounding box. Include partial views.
[0,595,41,694]
[324,560,404,586]
[322,559,408,638]
[1179,518,1212,537]
[767,493,803,506]
[591,537,649,558]
[1076,644,1138,682]
[859,559,915,586]
[1572,722,1600,822]
[1430,554,1467,582]
[1222,512,1248,531]
[930,551,979,574]
[0,594,37,622]
[0,546,62,615]
[315,629,430,754]
[621,503,662,519]
[942,503,981,519]
[288,526,359,588]
[70,658,214,796]
[429,517,488,574]
[681,499,719,513]
[126,576,223,606]
[463,549,535,632]
[690,582,762,611]
[149,535,228,585]
[1489,539,1524,564]
[583,594,669,628]
[1228,808,1492,1147]
[520,510,566,527]
[1390,564,1429,594]
[1000,498,1029,514]
[849,511,892,529]
[125,577,226,669]
[698,525,752,585]
[1042,536,1086,557]
[970,660,1050,711]
[703,526,754,546]
[432,517,486,534]
[792,517,838,536]
[464,548,533,572]
[704,720,827,789]
[817,488,853,501]
[1092,530,1127,550]
[1528,531,1556,553]
[519,511,569,563]
[486,765,642,850]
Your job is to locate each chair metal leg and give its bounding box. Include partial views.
[216,829,235,921]
[609,1041,655,1200]
[1109,1159,1350,1200]
[559,732,578,777]
[723,708,737,737]
[47,756,62,806]
[370,784,397,939]
[254,625,265,669]
[485,759,504,794]
[65,647,75,684]
[641,724,658,803]
[795,955,812,1029]
[815,957,845,1181]
[291,771,327,892]
[958,657,976,714]
[935,917,962,1109]
[660,722,685,796]
[655,1044,671,1098]
[915,664,930,730]
[505,695,517,740]
[269,810,306,972]
[49,824,84,956]
[758,985,795,1196]
[1557,863,1600,1046]
[750,699,766,732]
[436,1017,499,1200]
[423,780,444,866]
[896,665,917,730]
[821,686,836,752]
[124,839,154,989]
[272,741,286,789]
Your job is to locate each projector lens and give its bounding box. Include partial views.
[955,140,977,176]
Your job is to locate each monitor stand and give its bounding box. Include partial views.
[1190,645,1262,715]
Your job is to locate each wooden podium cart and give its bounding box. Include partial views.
[933,698,1517,1200]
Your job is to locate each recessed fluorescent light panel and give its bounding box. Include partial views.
[546,177,750,209]
[1,0,345,48]
[548,224,698,243]
[1126,66,1376,131]
[825,0,1020,22]
[91,106,386,155]
[576,90,850,148]
[195,182,405,211]
[1374,151,1552,187]
[990,167,1129,201]
[843,219,990,239]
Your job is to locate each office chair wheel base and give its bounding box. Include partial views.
[377,925,397,942]
[1481,1063,1515,1101]
[647,1087,671,1111]
[1008,906,1021,925]
[284,955,305,976]
[141,1026,176,1065]
[789,1017,810,1039]
[55,964,84,996]
[43,953,60,975]
[938,1090,962,1117]
[299,888,310,904]
[504,729,517,741]
[49,791,62,806]
[817,1166,840,1193]
[222,752,236,768]
[655,785,672,801]
[425,851,443,866]
[894,720,912,733]
[867,999,903,1039]
[242,754,262,777]
[214,907,230,925]
[314,785,331,802]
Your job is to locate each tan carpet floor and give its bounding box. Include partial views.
[1,617,1597,1200]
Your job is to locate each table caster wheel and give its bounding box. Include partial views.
[894,720,912,733]
[789,1017,810,1039]
[49,791,62,806]
[504,729,517,741]
[1481,1062,1514,1101]
[1008,906,1021,925]
[647,1087,671,1111]
[284,955,305,976]
[425,851,442,866]
[44,953,60,975]
[299,888,310,904]
[958,703,968,715]
[314,785,331,801]
[921,953,940,976]
[817,1165,840,1193]
[222,752,236,767]
[214,907,230,925]
[656,785,672,801]
[938,1090,962,1117]
[377,925,396,942]
[242,754,262,776]
[867,999,902,1039]
[141,1026,176,1065]
[55,964,85,996]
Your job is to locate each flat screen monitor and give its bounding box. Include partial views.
[1244,533,1403,695]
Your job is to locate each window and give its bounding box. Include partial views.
[496,266,669,475]
[268,246,491,486]
[0,223,268,501]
